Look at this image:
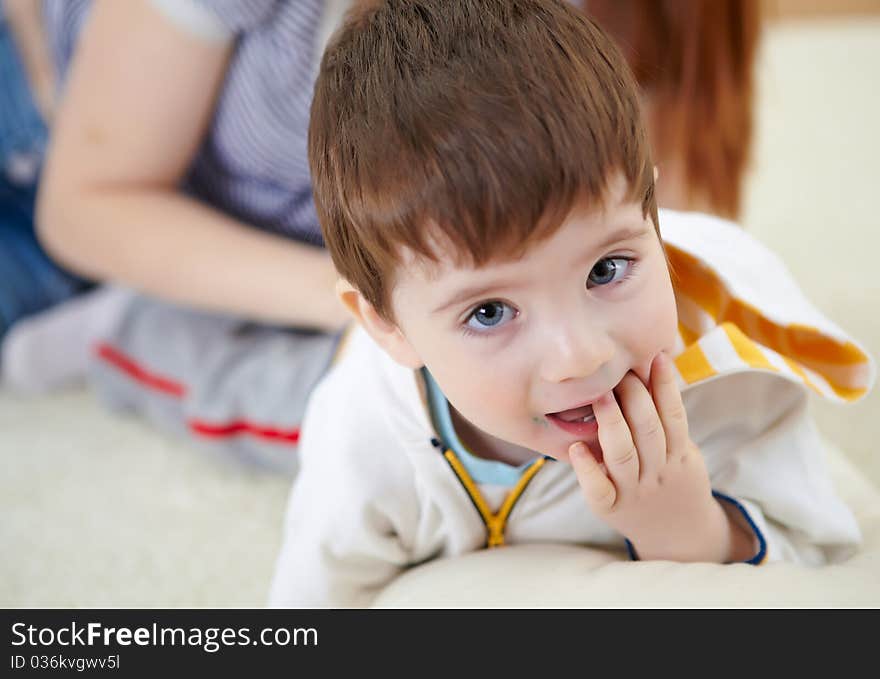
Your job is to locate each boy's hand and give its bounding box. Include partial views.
[569,352,754,563]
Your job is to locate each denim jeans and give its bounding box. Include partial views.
[0,14,90,340]
[0,9,46,186]
[0,178,93,340]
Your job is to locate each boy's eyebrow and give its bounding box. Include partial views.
[431,223,652,315]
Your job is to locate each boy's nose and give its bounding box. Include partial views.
[539,321,615,384]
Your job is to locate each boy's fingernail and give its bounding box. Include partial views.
[569,441,587,457]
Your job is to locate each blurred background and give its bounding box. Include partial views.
[742,1,880,490]
[1,0,879,606]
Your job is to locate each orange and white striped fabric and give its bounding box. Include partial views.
[660,210,875,404]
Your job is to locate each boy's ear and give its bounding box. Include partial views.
[335,279,424,369]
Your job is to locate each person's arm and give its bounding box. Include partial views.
[36,0,346,330]
[3,0,55,121]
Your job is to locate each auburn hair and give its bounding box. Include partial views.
[310,0,657,320]
[587,0,761,219]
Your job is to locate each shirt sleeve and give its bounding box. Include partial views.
[182,0,282,35]
[684,371,863,566]
[266,367,415,608]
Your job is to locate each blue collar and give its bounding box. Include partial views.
[421,368,541,486]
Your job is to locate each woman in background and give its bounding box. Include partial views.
[3,0,348,472]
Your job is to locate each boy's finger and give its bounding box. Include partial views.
[593,389,639,490]
[569,442,617,513]
[651,352,690,460]
[616,372,666,480]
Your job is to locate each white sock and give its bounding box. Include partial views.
[0,285,135,394]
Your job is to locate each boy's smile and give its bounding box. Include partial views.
[361,178,679,465]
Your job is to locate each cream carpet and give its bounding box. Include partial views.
[2,17,879,607]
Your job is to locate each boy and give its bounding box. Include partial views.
[269,0,874,607]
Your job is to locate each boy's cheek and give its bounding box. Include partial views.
[454,386,526,440]
[629,319,678,385]
[627,319,663,381]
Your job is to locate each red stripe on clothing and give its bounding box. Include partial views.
[188,419,301,445]
[95,342,186,398]
[95,342,299,446]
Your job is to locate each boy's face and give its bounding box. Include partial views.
[362,178,679,463]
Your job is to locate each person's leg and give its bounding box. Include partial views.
[0,14,91,344]
[1,284,133,392]
[0,9,46,187]
[0,179,94,342]
[88,296,341,474]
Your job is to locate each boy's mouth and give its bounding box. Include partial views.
[549,403,596,423]
[544,403,598,439]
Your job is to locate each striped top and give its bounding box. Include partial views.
[43,0,335,245]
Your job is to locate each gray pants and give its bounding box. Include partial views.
[89,294,340,475]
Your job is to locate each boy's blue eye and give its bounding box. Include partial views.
[465,301,516,331]
[587,257,632,288]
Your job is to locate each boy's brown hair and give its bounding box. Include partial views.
[310,0,656,320]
